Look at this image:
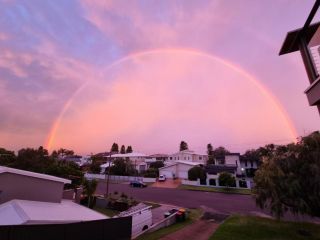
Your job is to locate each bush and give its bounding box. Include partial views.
[188,166,206,181]
[149,161,164,169]
[218,172,236,187]
[143,168,158,178]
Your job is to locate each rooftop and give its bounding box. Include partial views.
[0,199,107,225]
[0,166,71,184]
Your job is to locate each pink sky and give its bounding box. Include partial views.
[0,1,319,154]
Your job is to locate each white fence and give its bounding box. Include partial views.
[142,177,156,183]
[182,178,253,189]
[85,173,155,183]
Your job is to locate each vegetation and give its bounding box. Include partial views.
[143,168,158,178]
[126,145,133,153]
[179,185,251,195]
[0,146,83,188]
[83,179,98,208]
[179,141,189,151]
[253,131,320,219]
[93,207,119,217]
[207,143,214,164]
[218,172,236,187]
[210,215,320,240]
[137,208,203,240]
[109,158,137,176]
[120,145,126,154]
[212,146,230,164]
[188,166,206,181]
[149,161,164,169]
[111,143,119,153]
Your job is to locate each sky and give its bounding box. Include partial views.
[0,0,319,155]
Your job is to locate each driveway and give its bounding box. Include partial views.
[151,204,179,225]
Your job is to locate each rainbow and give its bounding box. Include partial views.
[45,48,298,151]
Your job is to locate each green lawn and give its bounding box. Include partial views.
[179,185,252,195]
[210,215,320,240]
[136,208,203,240]
[93,207,120,217]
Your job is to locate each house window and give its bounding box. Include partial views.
[170,157,172,160]
[199,157,202,160]
[250,161,253,168]
[245,161,247,167]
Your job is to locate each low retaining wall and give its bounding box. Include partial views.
[132,212,177,239]
[142,177,156,183]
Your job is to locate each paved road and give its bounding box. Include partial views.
[96,181,265,216]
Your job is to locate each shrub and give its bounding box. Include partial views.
[188,166,206,181]
[143,168,158,178]
[218,172,236,187]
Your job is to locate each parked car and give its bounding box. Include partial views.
[158,175,166,182]
[130,181,147,188]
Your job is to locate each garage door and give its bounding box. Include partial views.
[178,171,188,179]
[160,170,173,178]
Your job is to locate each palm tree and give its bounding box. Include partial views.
[83,179,98,208]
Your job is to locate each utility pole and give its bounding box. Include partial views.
[105,151,113,198]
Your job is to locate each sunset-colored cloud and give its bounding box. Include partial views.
[0,0,318,154]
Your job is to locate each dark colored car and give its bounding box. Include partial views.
[130,180,147,188]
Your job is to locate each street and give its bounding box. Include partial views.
[96,181,264,215]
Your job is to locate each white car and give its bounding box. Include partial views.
[158,175,166,182]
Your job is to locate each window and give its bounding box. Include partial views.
[250,161,253,168]
[199,157,202,160]
[170,157,172,160]
[236,160,238,166]
[245,161,247,167]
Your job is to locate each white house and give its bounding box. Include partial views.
[110,152,148,172]
[159,161,200,179]
[167,150,208,165]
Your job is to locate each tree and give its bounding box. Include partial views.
[56,148,74,159]
[0,148,16,166]
[218,172,236,187]
[180,141,188,151]
[126,146,133,153]
[83,179,98,208]
[188,166,206,181]
[207,143,214,165]
[120,145,126,154]
[109,158,136,176]
[111,143,119,153]
[253,132,320,219]
[143,168,158,178]
[149,161,164,169]
[213,146,229,158]
[89,161,101,174]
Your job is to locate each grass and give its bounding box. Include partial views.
[143,201,161,209]
[136,208,203,240]
[210,215,320,240]
[93,207,120,217]
[179,185,252,195]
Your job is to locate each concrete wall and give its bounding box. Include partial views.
[0,173,64,204]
